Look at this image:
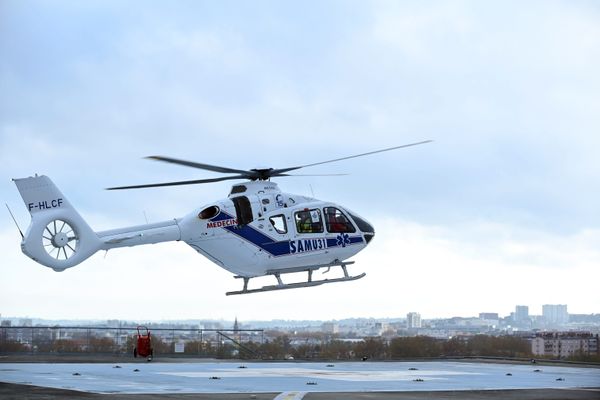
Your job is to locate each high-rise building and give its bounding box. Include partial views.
[407,312,422,329]
[542,304,569,325]
[515,305,529,322]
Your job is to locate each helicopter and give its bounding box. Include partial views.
[11,141,431,295]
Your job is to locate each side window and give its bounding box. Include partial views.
[269,214,287,234]
[295,209,323,234]
[324,207,356,233]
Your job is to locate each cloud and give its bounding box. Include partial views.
[363,216,600,317]
[1,1,599,320]
[2,214,597,320]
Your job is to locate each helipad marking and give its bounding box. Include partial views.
[274,391,306,400]
[158,367,473,381]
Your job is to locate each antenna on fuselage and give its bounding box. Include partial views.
[5,203,24,239]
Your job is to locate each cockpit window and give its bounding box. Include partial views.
[198,205,220,220]
[295,209,323,233]
[269,214,287,234]
[348,212,374,234]
[324,207,356,233]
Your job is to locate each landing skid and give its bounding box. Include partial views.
[226,261,365,296]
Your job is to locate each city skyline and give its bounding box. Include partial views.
[2,303,596,326]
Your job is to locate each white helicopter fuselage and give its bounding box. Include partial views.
[14,176,375,291]
[178,181,373,277]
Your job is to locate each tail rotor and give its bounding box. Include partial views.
[43,219,79,260]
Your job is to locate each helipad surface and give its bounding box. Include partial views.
[0,361,598,394]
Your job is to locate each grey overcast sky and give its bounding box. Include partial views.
[1,0,599,321]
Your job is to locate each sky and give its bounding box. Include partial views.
[1,0,599,322]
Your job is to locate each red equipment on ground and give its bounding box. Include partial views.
[133,326,153,361]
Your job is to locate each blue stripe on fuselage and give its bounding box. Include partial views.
[210,211,363,257]
[211,211,290,256]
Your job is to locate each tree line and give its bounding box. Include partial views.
[2,333,599,362]
[252,335,533,360]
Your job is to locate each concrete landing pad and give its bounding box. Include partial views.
[0,361,598,395]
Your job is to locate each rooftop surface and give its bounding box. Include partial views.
[0,361,598,395]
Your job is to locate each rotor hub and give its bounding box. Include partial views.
[51,232,69,248]
[249,168,274,181]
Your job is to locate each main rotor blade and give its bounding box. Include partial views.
[271,140,433,175]
[146,156,250,175]
[272,173,350,177]
[106,175,248,190]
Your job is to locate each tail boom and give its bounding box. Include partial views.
[97,220,181,250]
[13,175,182,271]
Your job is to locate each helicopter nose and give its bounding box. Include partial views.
[348,212,375,244]
[363,228,375,244]
[358,218,375,244]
